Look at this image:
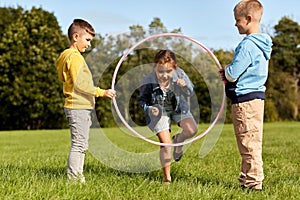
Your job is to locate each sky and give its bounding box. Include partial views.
[1,0,300,50]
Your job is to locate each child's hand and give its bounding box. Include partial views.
[104,89,116,99]
[218,69,226,82]
[152,106,160,116]
[176,79,187,87]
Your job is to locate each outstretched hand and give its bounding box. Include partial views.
[104,89,116,99]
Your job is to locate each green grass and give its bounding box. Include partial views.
[0,122,299,200]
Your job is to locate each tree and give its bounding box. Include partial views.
[0,7,23,38]
[269,17,300,120]
[148,17,167,35]
[0,7,69,129]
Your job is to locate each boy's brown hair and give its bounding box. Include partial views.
[67,19,95,41]
[234,0,263,22]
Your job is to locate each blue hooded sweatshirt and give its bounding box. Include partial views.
[225,33,273,104]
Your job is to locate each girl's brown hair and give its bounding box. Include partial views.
[154,49,177,69]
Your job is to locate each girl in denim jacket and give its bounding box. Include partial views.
[138,49,198,185]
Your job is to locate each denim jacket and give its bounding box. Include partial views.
[138,67,194,124]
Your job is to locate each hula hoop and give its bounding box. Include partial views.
[112,33,226,147]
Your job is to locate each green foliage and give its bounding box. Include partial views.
[269,16,300,120]
[264,99,279,122]
[213,49,234,68]
[1,6,300,129]
[272,17,300,72]
[213,50,234,123]
[0,7,69,129]
[266,65,296,120]
[0,7,23,38]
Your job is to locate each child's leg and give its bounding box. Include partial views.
[157,130,172,182]
[64,109,92,182]
[232,99,264,189]
[175,117,198,153]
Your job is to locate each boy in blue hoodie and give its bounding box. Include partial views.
[219,0,272,190]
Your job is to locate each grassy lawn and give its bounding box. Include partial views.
[0,122,299,199]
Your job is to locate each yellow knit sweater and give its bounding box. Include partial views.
[56,48,105,109]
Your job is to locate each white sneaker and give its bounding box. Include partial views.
[67,173,86,184]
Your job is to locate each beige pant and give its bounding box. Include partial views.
[232,99,264,189]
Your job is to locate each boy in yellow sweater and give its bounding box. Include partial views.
[56,19,115,183]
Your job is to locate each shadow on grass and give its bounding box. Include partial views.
[84,161,239,189]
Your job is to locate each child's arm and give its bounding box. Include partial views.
[68,54,115,98]
[95,88,116,98]
[138,75,161,117]
[138,77,152,113]
[225,43,251,82]
[174,68,194,95]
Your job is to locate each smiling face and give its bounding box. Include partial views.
[73,31,93,52]
[155,63,175,87]
[153,50,177,86]
[68,19,95,52]
[234,13,249,35]
[233,0,263,35]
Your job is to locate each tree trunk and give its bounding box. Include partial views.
[292,78,299,120]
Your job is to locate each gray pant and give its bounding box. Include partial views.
[64,108,92,181]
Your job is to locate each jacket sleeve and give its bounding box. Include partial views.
[175,68,194,96]
[138,76,152,112]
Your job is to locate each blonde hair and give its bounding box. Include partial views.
[154,49,177,69]
[234,0,263,22]
[67,19,95,41]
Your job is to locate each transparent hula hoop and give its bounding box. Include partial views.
[112,33,226,147]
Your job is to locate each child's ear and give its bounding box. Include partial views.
[72,33,79,42]
[246,15,252,24]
